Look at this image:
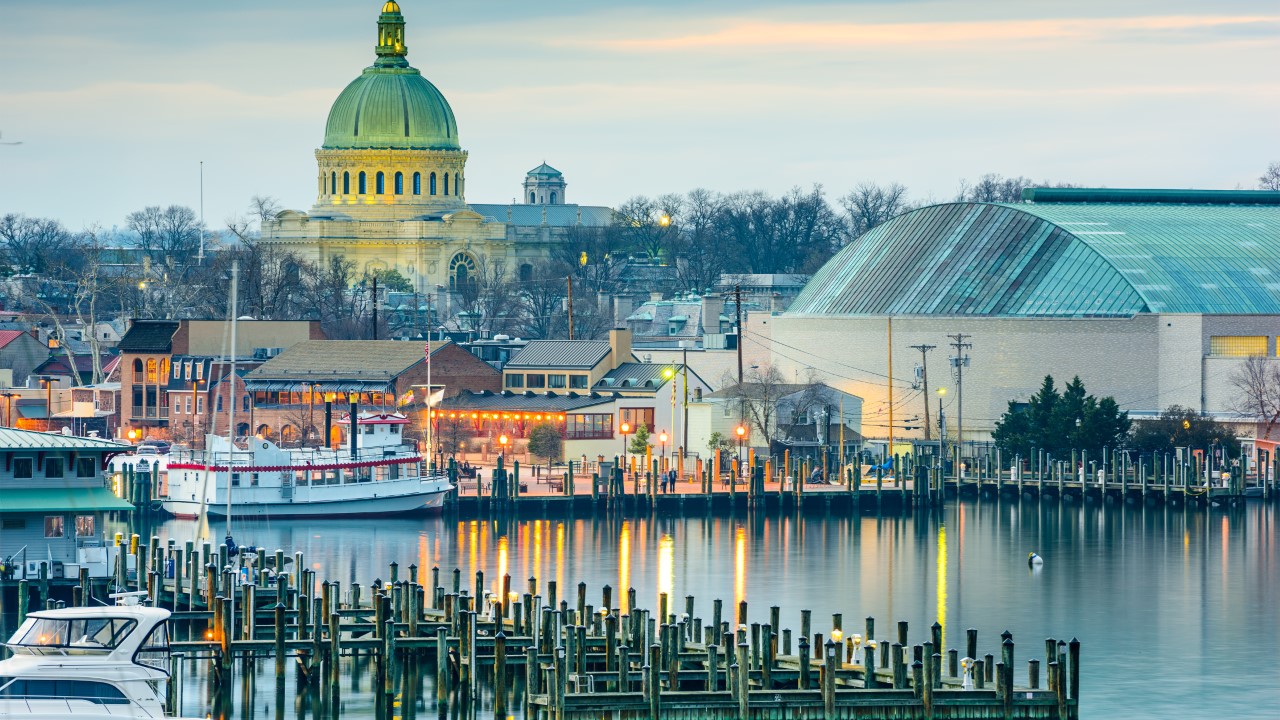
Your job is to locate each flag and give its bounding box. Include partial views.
[424,340,430,365]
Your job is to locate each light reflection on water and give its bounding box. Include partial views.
[148,499,1277,719]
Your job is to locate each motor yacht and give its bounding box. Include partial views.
[0,593,199,719]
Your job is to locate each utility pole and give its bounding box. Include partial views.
[887,318,893,456]
[371,275,379,340]
[909,344,936,440]
[735,285,744,386]
[566,276,574,340]
[947,333,972,459]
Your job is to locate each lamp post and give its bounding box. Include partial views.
[735,424,747,481]
[39,376,53,432]
[620,421,631,475]
[659,430,668,470]
[936,387,947,466]
[499,433,509,462]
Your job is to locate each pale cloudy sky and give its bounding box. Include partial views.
[0,0,1277,230]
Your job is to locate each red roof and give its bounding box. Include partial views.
[0,330,29,349]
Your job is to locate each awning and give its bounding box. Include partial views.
[0,486,133,513]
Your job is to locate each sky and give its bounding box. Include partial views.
[0,0,1277,230]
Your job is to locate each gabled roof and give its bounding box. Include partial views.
[0,427,130,451]
[505,341,612,370]
[118,321,180,353]
[0,329,32,350]
[245,340,450,387]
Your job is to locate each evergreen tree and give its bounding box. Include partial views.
[992,375,1130,457]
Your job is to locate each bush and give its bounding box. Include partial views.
[527,422,563,462]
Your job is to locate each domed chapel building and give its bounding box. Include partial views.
[260,2,612,291]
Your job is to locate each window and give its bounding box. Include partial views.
[216,395,223,412]
[620,407,655,432]
[550,191,557,204]
[530,192,536,203]
[331,171,337,195]
[1209,336,1267,357]
[723,403,733,418]
[519,263,533,283]
[0,678,129,705]
[184,397,191,414]
[195,362,203,380]
[145,358,157,383]
[394,171,404,194]
[569,375,588,389]
[75,515,95,537]
[44,457,63,478]
[78,457,97,478]
[444,173,450,196]
[430,172,437,195]
[135,622,170,671]
[183,362,190,380]
[13,458,33,479]
[172,361,180,379]
[3,519,26,530]
[505,374,524,389]
[343,171,350,194]
[566,414,613,440]
[358,171,367,194]
[132,358,142,374]
[7,617,137,652]
[376,171,385,194]
[196,397,204,415]
[449,252,478,290]
[242,396,250,412]
[548,374,566,389]
[44,516,64,538]
[526,374,546,389]
[413,172,421,195]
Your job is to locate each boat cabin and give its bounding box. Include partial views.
[336,411,412,451]
[0,429,133,581]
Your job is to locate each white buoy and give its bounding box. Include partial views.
[1028,552,1044,566]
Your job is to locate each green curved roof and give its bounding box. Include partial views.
[322,4,459,150]
[789,192,1280,317]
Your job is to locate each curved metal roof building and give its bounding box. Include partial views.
[789,189,1280,317]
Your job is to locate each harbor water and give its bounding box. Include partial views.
[153,497,1275,719]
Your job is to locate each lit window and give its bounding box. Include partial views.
[44,516,64,538]
[75,515,95,537]
[1209,336,1267,357]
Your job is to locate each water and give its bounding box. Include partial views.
[156,498,1278,719]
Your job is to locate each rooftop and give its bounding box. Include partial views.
[504,341,614,370]
[0,487,133,513]
[0,427,130,451]
[245,340,449,390]
[469,203,613,228]
[593,362,687,392]
[439,390,614,412]
[789,189,1280,317]
[118,321,179,353]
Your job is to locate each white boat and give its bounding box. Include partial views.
[159,411,452,519]
[0,596,200,719]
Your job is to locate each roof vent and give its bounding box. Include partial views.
[494,334,511,341]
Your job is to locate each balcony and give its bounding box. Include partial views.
[131,406,170,420]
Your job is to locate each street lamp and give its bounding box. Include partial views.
[936,387,947,463]
[499,433,509,461]
[658,430,668,469]
[735,424,747,481]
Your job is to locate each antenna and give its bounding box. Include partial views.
[198,161,205,263]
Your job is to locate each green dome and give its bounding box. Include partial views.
[321,3,460,151]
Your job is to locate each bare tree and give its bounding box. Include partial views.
[0,214,83,274]
[1260,161,1280,191]
[516,260,570,339]
[554,224,629,296]
[671,188,732,293]
[454,255,517,339]
[1231,355,1280,440]
[724,364,792,453]
[126,205,204,263]
[839,182,913,242]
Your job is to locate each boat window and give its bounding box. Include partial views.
[7,616,137,653]
[389,424,401,434]
[134,621,170,672]
[0,677,130,704]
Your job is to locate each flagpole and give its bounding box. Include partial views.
[425,335,433,473]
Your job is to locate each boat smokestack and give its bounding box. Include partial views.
[350,400,359,461]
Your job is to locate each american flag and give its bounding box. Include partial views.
[424,341,430,365]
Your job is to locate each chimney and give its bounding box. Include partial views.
[770,292,785,314]
[612,295,634,326]
[649,291,663,302]
[701,293,725,334]
[609,328,633,369]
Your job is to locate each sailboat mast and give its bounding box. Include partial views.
[227,260,238,533]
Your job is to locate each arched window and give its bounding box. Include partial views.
[330,171,337,195]
[550,191,557,204]
[457,175,463,196]
[132,358,143,374]
[530,192,536,203]
[358,171,367,194]
[394,172,404,195]
[430,172,437,195]
[145,358,157,383]
[160,358,170,379]
[375,172,385,194]
[343,171,350,194]
[412,172,421,195]
[449,252,478,291]
[443,173,450,196]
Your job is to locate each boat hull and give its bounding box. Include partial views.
[162,488,449,519]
